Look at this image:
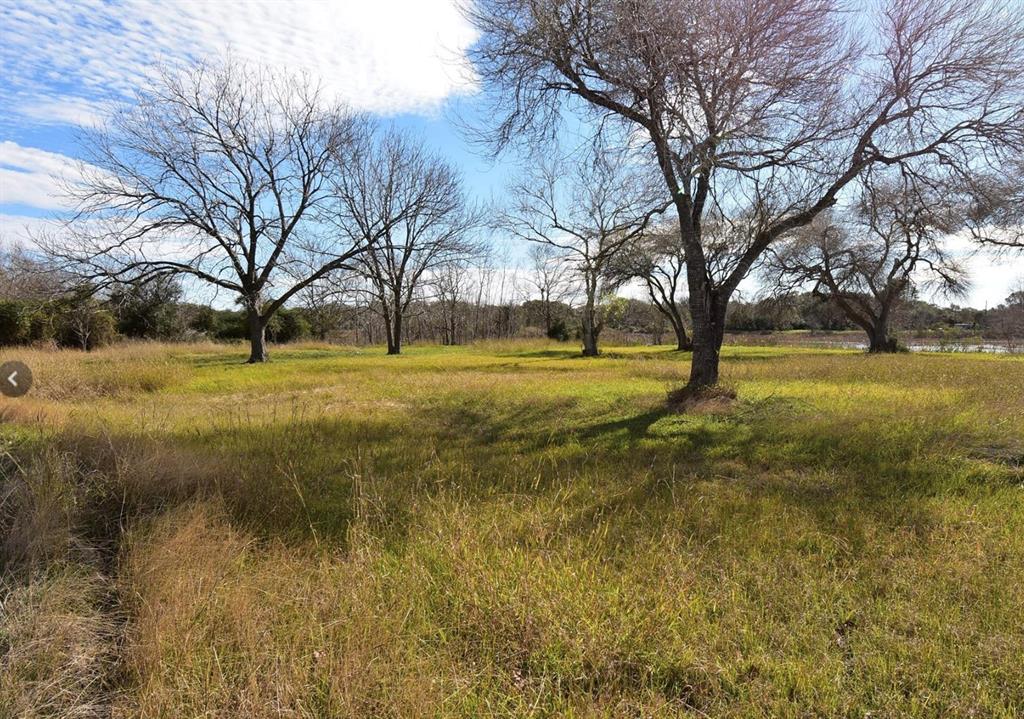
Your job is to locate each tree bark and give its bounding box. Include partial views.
[246,308,268,363]
[687,326,719,386]
[387,311,402,355]
[671,316,692,352]
[581,293,600,357]
[867,323,899,353]
[684,290,728,389]
[581,325,599,356]
[684,288,718,388]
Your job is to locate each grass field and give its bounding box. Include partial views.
[2,340,1023,718]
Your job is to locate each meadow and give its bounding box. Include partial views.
[1,340,1022,718]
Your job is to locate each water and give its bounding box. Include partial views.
[831,340,1017,354]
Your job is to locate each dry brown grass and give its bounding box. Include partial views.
[0,341,197,403]
[0,568,118,719]
[118,503,444,718]
[1,451,86,571]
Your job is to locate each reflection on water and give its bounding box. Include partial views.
[831,341,1017,354]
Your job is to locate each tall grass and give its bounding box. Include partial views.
[2,342,1022,717]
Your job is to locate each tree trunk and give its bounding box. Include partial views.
[683,291,728,390]
[581,294,599,357]
[867,324,899,353]
[246,309,268,363]
[581,325,599,356]
[672,317,692,352]
[387,311,402,355]
[688,329,719,386]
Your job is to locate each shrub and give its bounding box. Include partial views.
[110,276,184,339]
[0,300,31,345]
[268,309,310,343]
[547,317,570,342]
[55,306,118,351]
[26,308,55,344]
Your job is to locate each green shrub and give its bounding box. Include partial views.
[0,300,31,345]
[268,309,310,343]
[55,305,119,351]
[546,317,570,342]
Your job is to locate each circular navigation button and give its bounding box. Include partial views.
[0,361,33,398]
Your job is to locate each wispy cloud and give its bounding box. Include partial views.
[0,0,479,128]
[16,95,112,128]
[0,213,61,250]
[0,141,97,210]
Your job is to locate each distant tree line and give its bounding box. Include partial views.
[3,243,1021,351]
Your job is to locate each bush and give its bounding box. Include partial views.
[0,300,31,345]
[269,309,310,343]
[55,306,118,351]
[110,277,184,339]
[26,309,54,344]
[547,317,570,342]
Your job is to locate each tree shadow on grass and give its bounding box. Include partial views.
[494,348,583,359]
[33,377,1000,571]
[572,407,672,441]
[408,390,979,552]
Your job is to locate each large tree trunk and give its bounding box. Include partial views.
[867,323,899,353]
[581,324,599,356]
[387,311,402,355]
[687,325,720,387]
[674,198,729,392]
[246,309,268,363]
[684,283,728,390]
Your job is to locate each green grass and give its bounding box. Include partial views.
[2,341,1023,717]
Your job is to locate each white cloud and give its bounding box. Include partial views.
[0,0,479,127]
[958,248,1023,309]
[0,213,59,249]
[0,141,98,209]
[16,96,112,128]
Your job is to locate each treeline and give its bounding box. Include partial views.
[3,259,1021,351]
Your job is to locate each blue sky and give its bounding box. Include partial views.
[0,0,1019,308]
[0,1,507,228]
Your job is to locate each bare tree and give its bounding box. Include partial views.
[963,156,1024,250]
[335,129,481,355]
[768,173,969,352]
[526,243,572,338]
[0,244,67,302]
[503,147,667,355]
[607,225,691,351]
[432,251,487,344]
[294,273,357,341]
[467,0,1024,394]
[41,62,369,362]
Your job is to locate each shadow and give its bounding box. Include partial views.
[573,408,672,441]
[186,347,366,368]
[15,354,1010,572]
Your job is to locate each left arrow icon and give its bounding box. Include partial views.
[0,361,32,397]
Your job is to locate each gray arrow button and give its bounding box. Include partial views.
[0,361,32,398]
